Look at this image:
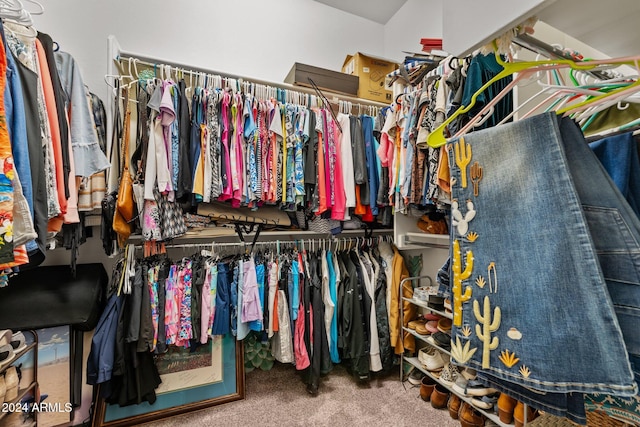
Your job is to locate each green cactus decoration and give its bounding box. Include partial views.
[474,296,501,369]
[452,239,473,327]
[454,138,472,188]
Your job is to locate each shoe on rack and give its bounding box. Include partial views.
[420,375,437,401]
[447,393,461,419]
[439,362,460,386]
[407,367,425,386]
[465,379,498,396]
[5,366,18,401]
[9,332,26,354]
[418,347,434,366]
[415,322,431,335]
[459,401,486,427]
[471,392,500,410]
[426,331,451,351]
[461,367,477,381]
[0,330,11,347]
[421,348,447,372]
[430,383,450,409]
[437,318,452,333]
[497,392,518,424]
[425,320,439,334]
[451,373,469,396]
[408,317,427,330]
[514,400,539,427]
[444,298,452,311]
[424,313,442,321]
[0,345,15,370]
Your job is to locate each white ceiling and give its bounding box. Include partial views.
[313,0,408,24]
[537,0,640,58]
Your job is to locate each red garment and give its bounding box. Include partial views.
[330,121,346,220]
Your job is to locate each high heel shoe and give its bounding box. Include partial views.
[497,392,517,424]
[514,400,539,427]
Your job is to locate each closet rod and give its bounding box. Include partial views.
[115,50,389,109]
[135,235,393,251]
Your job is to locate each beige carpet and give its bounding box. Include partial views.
[142,362,460,427]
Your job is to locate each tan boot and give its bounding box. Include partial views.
[420,375,436,401]
[447,393,461,419]
[514,401,539,427]
[459,401,486,427]
[497,392,517,424]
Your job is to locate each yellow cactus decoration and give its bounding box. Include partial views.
[499,349,520,368]
[519,365,531,378]
[451,336,478,364]
[466,231,478,242]
[475,276,486,289]
[461,326,472,337]
[474,296,501,369]
[452,239,473,327]
[454,138,472,188]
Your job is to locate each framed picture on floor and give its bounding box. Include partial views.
[35,326,74,427]
[92,335,244,427]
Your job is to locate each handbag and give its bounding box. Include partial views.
[113,93,135,246]
[116,108,135,222]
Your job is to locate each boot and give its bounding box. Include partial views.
[447,393,461,419]
[514,401,539,427]
[459,401,486,427]
[420,375,436,402]
[497,392,517,424]
[430,383,450,409]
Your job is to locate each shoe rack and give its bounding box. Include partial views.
[0,330,39,427]
[400,275,521,427]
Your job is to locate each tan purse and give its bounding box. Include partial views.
[113,91,134,245]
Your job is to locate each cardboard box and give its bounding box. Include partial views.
[342,52,399,103]
[284,62,359,96]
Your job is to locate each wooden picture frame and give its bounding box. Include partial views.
[92,335,244,427]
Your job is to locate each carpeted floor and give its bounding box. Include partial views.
[142,362,460,427]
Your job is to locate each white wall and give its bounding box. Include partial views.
[383,0,443,62]
[32,0,386,103]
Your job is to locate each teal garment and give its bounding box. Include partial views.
[327,251,340,363]
[291,260,299,321]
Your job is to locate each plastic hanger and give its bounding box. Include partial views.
[427,42,640,147]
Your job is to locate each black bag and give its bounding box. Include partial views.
[0,263,108,331]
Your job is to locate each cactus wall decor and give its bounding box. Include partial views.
[474,296,501,369]
[452,239,473,326]
[454,138,472,188]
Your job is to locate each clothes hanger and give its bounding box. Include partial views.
[427,42,640,147]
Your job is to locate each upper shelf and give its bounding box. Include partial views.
[442,0,640,58]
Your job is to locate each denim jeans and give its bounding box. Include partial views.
[447,113,638,416]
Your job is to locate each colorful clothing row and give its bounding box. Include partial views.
[113,77,396,244]
[0,21,109,277]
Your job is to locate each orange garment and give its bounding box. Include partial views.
[36,39,68,232]
[354,184,366,215]
[437,145,451,194]
[0,244,28,269]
